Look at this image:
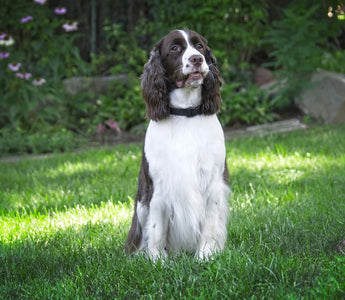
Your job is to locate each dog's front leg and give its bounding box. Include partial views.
[197,181,229,260]
[147,196,169,260]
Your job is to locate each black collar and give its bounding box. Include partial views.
[170,105,202,117]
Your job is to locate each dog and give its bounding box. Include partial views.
[125,29,229,260]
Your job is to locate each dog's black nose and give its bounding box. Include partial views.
[188,55,203,67]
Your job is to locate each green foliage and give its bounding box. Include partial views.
[1,126,345,297]
[220,83,278,125]
[0,127,84,156]
[0,80,66,131]
[0,1,89,131]
[91,20,150,76]
[321,50,345,73]
[99,78,145,131]
[63,76,145,135]
[263,4,328,101]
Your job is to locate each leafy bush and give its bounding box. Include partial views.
[263,4,328,102]
[321,50,345,73]
[91,20,150,76]
[63,76,145,135]
[220,83,278,125]
[98,78,145,131]
[0,1,89,131]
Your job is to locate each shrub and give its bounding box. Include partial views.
[220,83,278,125]
[0,1,89,132]
[263,3,328,103]
[98,77,145,131]
[321,50,345,73]
[63,76,145,136]
[90,20,150,76]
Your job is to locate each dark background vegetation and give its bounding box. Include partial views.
[0,0,344,155]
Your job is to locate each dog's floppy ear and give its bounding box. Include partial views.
[201,46,222,115]
[141,43,170,121]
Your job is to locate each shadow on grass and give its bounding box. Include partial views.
[0,220,129,297]
[228,159,345,256]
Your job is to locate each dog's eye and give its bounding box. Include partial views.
[196,43,204,50]
[171,45,182,52]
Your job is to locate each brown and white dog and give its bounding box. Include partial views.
[125,29,229,260]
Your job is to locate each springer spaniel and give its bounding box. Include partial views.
[125,29,229,260]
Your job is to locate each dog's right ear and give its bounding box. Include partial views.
[141,44,170,121]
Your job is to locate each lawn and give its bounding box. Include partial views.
[1,125,345,299]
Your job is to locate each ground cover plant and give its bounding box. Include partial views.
[0,125,344,298]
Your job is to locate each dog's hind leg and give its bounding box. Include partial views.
[125,204,143,253]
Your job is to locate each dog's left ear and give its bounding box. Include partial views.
[201,46,222,115]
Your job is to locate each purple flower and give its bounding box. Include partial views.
[21,15,33,23]
[34,0,47,4]
[32,77,46,86]
[106,119,121,133]
[0,32,6,39]
[0,52,10,59]
[97,124,106,134]
[16,72,32,80]
[54,6,67,15]
[62,21,78,32]
[8,62,21,71]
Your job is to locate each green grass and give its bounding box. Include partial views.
[1,125,345,299]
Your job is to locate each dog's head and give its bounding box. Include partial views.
[141,29,222,121]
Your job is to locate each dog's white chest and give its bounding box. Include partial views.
[145,115,225,182]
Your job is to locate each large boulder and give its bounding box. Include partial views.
[63,75,128,96]
[296,70,345,124]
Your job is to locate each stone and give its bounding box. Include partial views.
[224,118,307,140]
[253,67,273,87]
[63,75,128,96]
[296,70,345,124]
[259,79,287,96]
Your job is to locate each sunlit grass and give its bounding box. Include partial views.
[0,201,132,244]
[1,126,345,298]
[0,146,140,215]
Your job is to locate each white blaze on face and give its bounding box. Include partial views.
[178,30,209,87]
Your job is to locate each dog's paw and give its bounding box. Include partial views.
[197,245,216,261]
[148,247,168,262]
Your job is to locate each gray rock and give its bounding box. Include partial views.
[224,119,307,140]
[259,79,286,96]
[63,75,128,96]
[296,70,345,124]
